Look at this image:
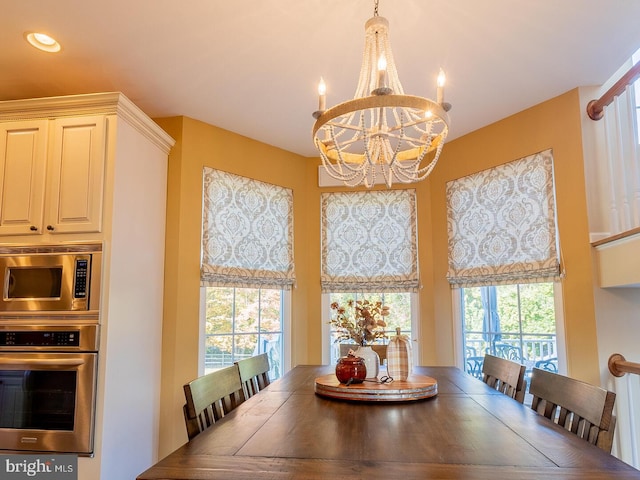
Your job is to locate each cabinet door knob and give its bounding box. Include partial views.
[30,225,38,231]
[46,225,55,231]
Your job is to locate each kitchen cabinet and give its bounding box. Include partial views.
[0,115,106,236]
[0,120,48,235]
[0,92,175,480]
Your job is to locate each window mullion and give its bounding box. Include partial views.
[232,288,237,363]
[257,289,262,354]
[516,285,524,360]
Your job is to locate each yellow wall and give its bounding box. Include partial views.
[153,87,601,456]
[154,116,313,456]
[429,88,600,381]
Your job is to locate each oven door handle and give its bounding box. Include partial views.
[0,357,85,368]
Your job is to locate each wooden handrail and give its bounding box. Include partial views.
[591,226,640,248]
[608,353,640,377]
[587,62,640,121]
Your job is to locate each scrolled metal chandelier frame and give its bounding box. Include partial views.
[312,1,451,188]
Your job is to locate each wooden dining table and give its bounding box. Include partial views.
[138,365,640,479]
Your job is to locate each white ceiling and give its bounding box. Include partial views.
[2,1,640,157]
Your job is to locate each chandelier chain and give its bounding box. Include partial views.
[373,0,379,17]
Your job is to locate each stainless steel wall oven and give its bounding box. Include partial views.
[0,323,99,455]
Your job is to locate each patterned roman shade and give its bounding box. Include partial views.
[201,168,295,289]
[321,189,419,293]
[446,149,562,287]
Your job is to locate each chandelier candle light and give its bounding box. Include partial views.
[312,0,451,188]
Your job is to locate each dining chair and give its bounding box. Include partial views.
[182,364,245,440]
[339,343,388,365]
[529,367,616,452]
[236,353,271,399]
[481,354,527,403]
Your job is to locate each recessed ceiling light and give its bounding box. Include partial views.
[24,32,61,53]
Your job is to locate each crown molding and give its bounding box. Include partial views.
[0,92,175,153]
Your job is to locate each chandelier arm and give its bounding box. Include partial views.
[330,132,366,174]
[382,130,433,146]
[321,121,370,151]
[322,122,366,133]
[386,117,446,133]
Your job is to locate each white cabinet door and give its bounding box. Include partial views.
[0,120,48,235]
[46,116,106,234]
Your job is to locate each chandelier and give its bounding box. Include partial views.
[312,1,451,188]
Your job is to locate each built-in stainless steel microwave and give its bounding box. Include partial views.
[0,252,101,312]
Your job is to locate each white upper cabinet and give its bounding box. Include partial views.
[47,116,106,234]
[0,115,106,236]
[0,120,48,235]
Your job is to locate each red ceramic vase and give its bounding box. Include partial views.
[335,355,367,384]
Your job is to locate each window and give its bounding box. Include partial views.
[460,283,561,380]
[200,168,295,379]
[326,292,415,364]
[202,286,284,380]
[320,189,420,363]
[445,151,565,387]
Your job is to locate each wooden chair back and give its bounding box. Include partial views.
[339,344,387,364]
[236,353,271,398]
[183,364,245,440]
[481,354,527,403]
[529,367,616,452]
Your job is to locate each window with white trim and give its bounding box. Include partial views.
[326,292,415,365]
[446,150,564,385]
[459,283,562,382]
[320,190,420,363]
[199,168,295,379]
[202,286,285,380]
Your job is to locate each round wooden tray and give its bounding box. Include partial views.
[314,373,438,402]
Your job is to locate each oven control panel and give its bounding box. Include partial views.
[0,324,98,351]
[0,330,80,347]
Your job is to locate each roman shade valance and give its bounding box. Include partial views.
[446,149,562,287]
[201,168,295,290]
[321,189,419,293]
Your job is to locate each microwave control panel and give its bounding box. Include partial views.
[74,259,89,299]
